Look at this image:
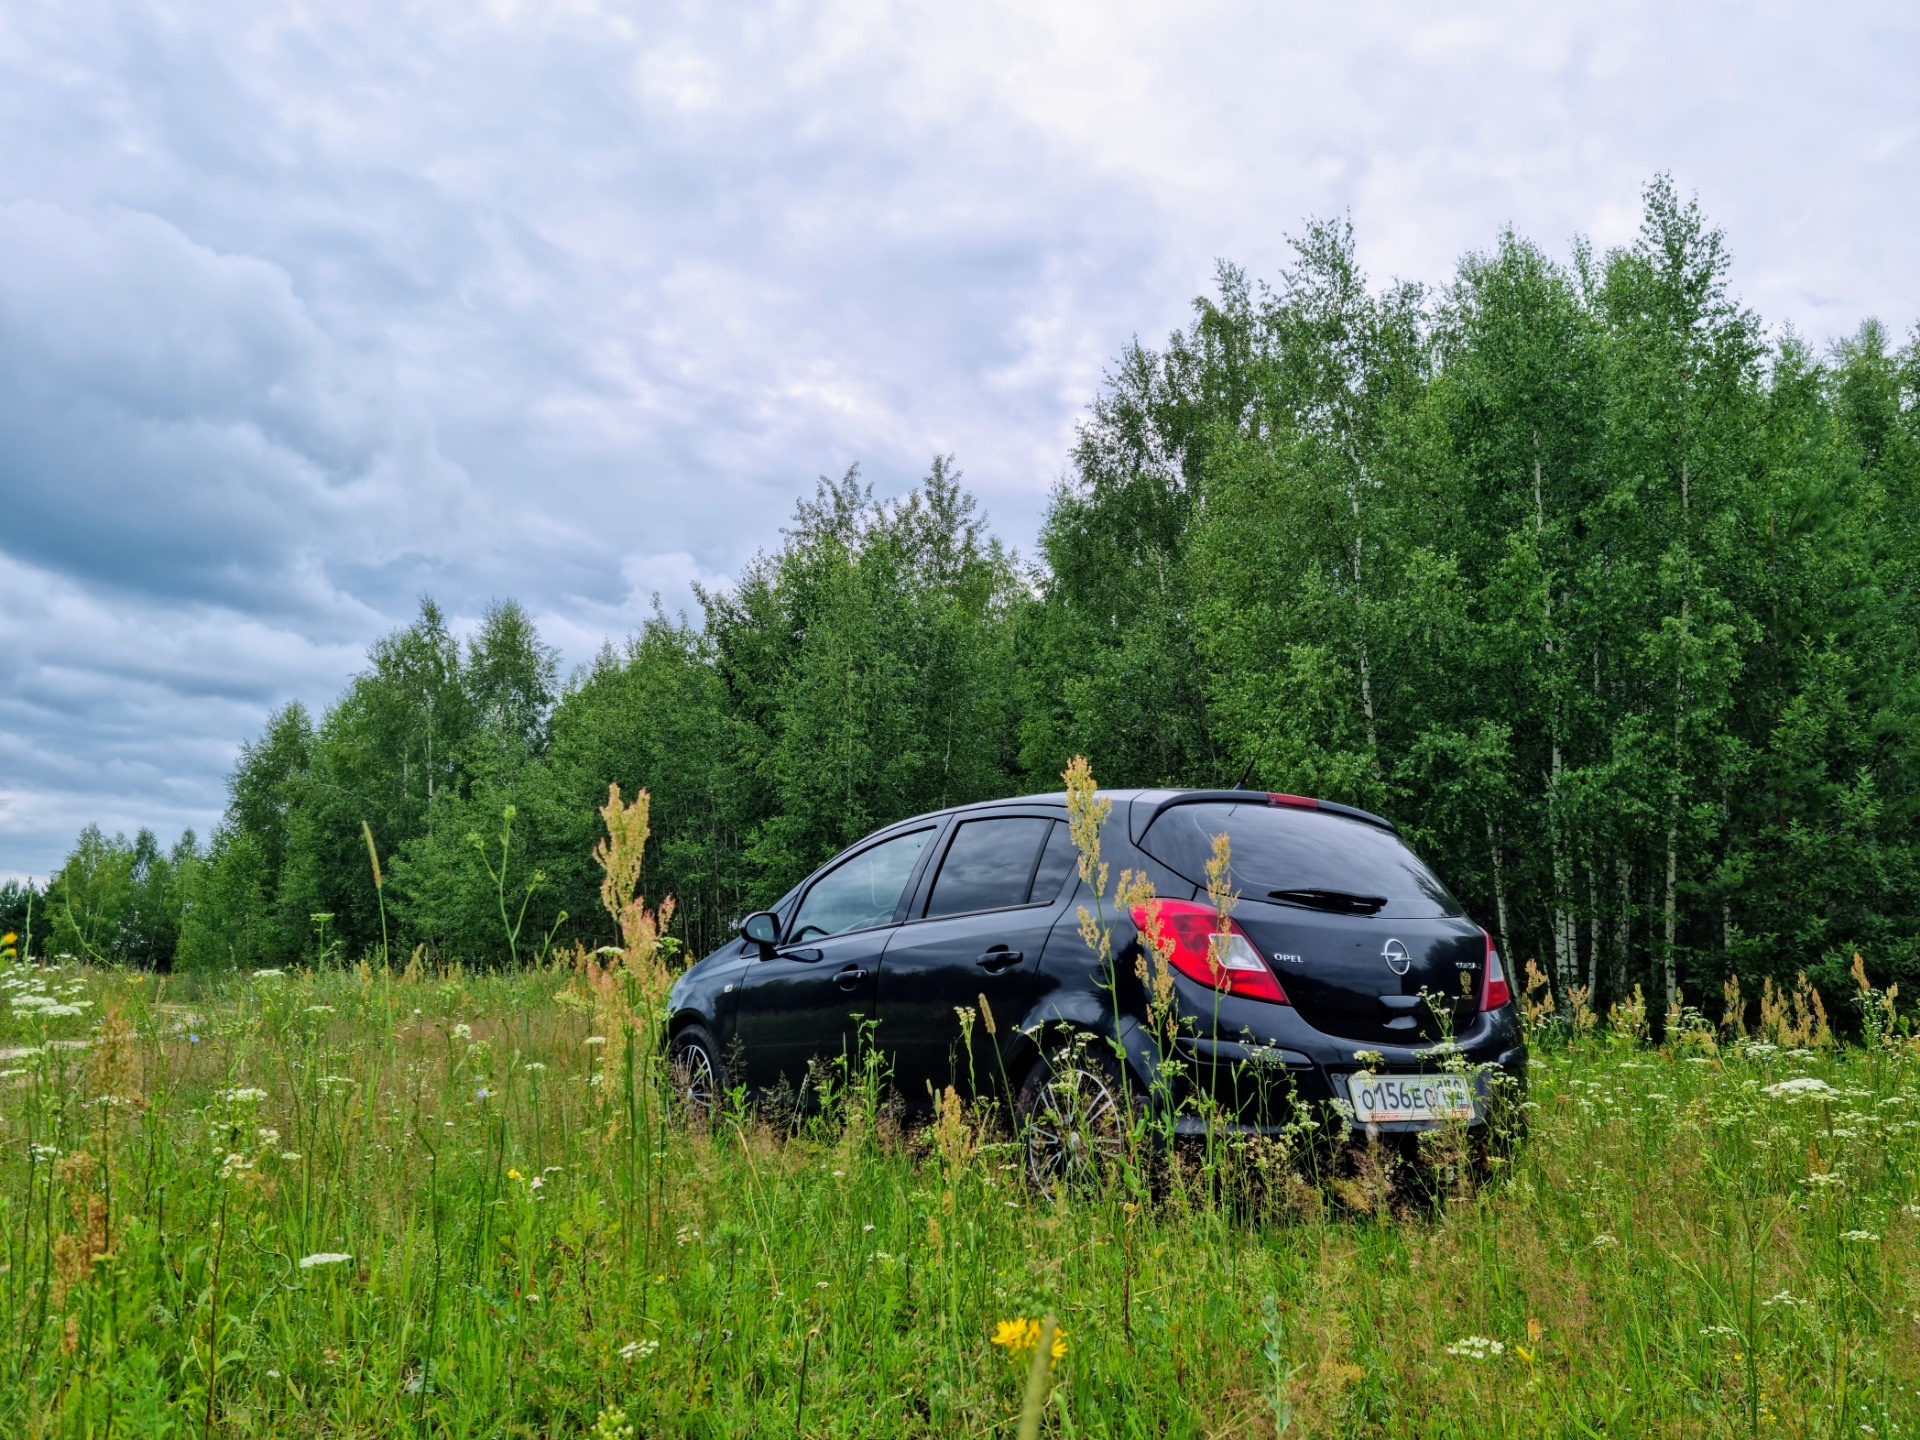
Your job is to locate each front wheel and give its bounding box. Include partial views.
[668,1023,726,1124]
[1014,1039,1132,1193]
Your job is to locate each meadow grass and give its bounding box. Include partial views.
[4,956,1920,1438]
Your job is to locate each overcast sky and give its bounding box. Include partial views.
[2,0,1916,879]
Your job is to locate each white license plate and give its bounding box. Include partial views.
[1347,1071,1474,1124]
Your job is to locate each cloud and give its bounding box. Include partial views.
[0,201,477,624]
[0,0,1916,875]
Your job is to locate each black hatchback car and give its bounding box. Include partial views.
[665,788,1526,1177]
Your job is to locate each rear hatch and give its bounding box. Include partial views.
[1137,795,1483,1044]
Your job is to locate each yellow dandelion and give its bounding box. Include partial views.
[2,933,16,945]
[990,1318,1068,1363]
[507,1168,522,1180]
[992,1318,1037,1351]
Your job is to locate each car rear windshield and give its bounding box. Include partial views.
[1139,801,1463,918]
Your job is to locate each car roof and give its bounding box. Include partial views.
[872,787,1397,837]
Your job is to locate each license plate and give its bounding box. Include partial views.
[1347,1071,1474,1124]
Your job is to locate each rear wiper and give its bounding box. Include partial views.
[1267,888,1388,915]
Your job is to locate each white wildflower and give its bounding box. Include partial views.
[1591,1234,1619,1248]
[1841,1230,1881,1243]
[1764,1077,1839,1101]
[256,1128,281,1145]
[453,1024,473,1041]
[221,1087,268,1104]
[584,1036,608,1047]
[299,1252,353,1269]
[1445,1336,1505,1360]
[1762,1290,1806,1308]
[618,1339,658,1361]
[251,969,285,979]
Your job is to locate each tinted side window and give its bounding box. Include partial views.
[1140,802,1462,918]
[791,829,934,940]
[1028,821,1078,905]
[925,817,1052,919]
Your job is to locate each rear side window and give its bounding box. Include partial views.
[925,817,1052,918]
[1140,802,1462,918]
[1029,822,1079,905]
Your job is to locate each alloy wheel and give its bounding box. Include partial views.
[1024,1054,1128,1191]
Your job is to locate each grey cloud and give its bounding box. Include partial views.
[0,201,473,625]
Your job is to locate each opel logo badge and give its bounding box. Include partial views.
[1382,938,1411,976]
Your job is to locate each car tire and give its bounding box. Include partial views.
[1014,1036,1133,1193]
[668,1023,726,1124]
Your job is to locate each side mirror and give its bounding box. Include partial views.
[740,911,781,951]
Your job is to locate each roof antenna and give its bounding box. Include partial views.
[1229,704,1287,791]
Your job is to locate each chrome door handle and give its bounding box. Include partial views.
[834,966,868,990]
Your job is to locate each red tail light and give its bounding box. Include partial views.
[1479,928,1510,1011]
[1129,898,1290,1005]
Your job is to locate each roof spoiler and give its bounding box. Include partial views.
[1129,788,1399,844]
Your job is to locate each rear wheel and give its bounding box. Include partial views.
[1014,1038,1132,1193]
[669,1024,725,1124]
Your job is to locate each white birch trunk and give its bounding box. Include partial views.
[1486,818,1511,963]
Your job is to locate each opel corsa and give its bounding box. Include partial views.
[664,788,1527,1183]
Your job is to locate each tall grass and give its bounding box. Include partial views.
[3,953,1920,1436]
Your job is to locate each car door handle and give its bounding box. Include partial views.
[834,965,868,990]
[976,949,1024,973]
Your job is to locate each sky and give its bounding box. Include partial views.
[2,0,1917,880]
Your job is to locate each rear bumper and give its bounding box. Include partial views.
[1160,1024,1528,1137]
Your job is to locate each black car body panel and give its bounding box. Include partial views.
[665,788,1527,1135]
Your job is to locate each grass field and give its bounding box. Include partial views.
[4,954,1920,1439]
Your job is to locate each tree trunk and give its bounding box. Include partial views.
[1549,744,1575,998]
[1351,525,1379,761]
[1665,592,1689,1020]
[1612,858,1631,1002]
[1663,823,1679,1017]
[1586,861,1601,1002]
[1486,817,1511,964]
[1536,448,1575,998]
